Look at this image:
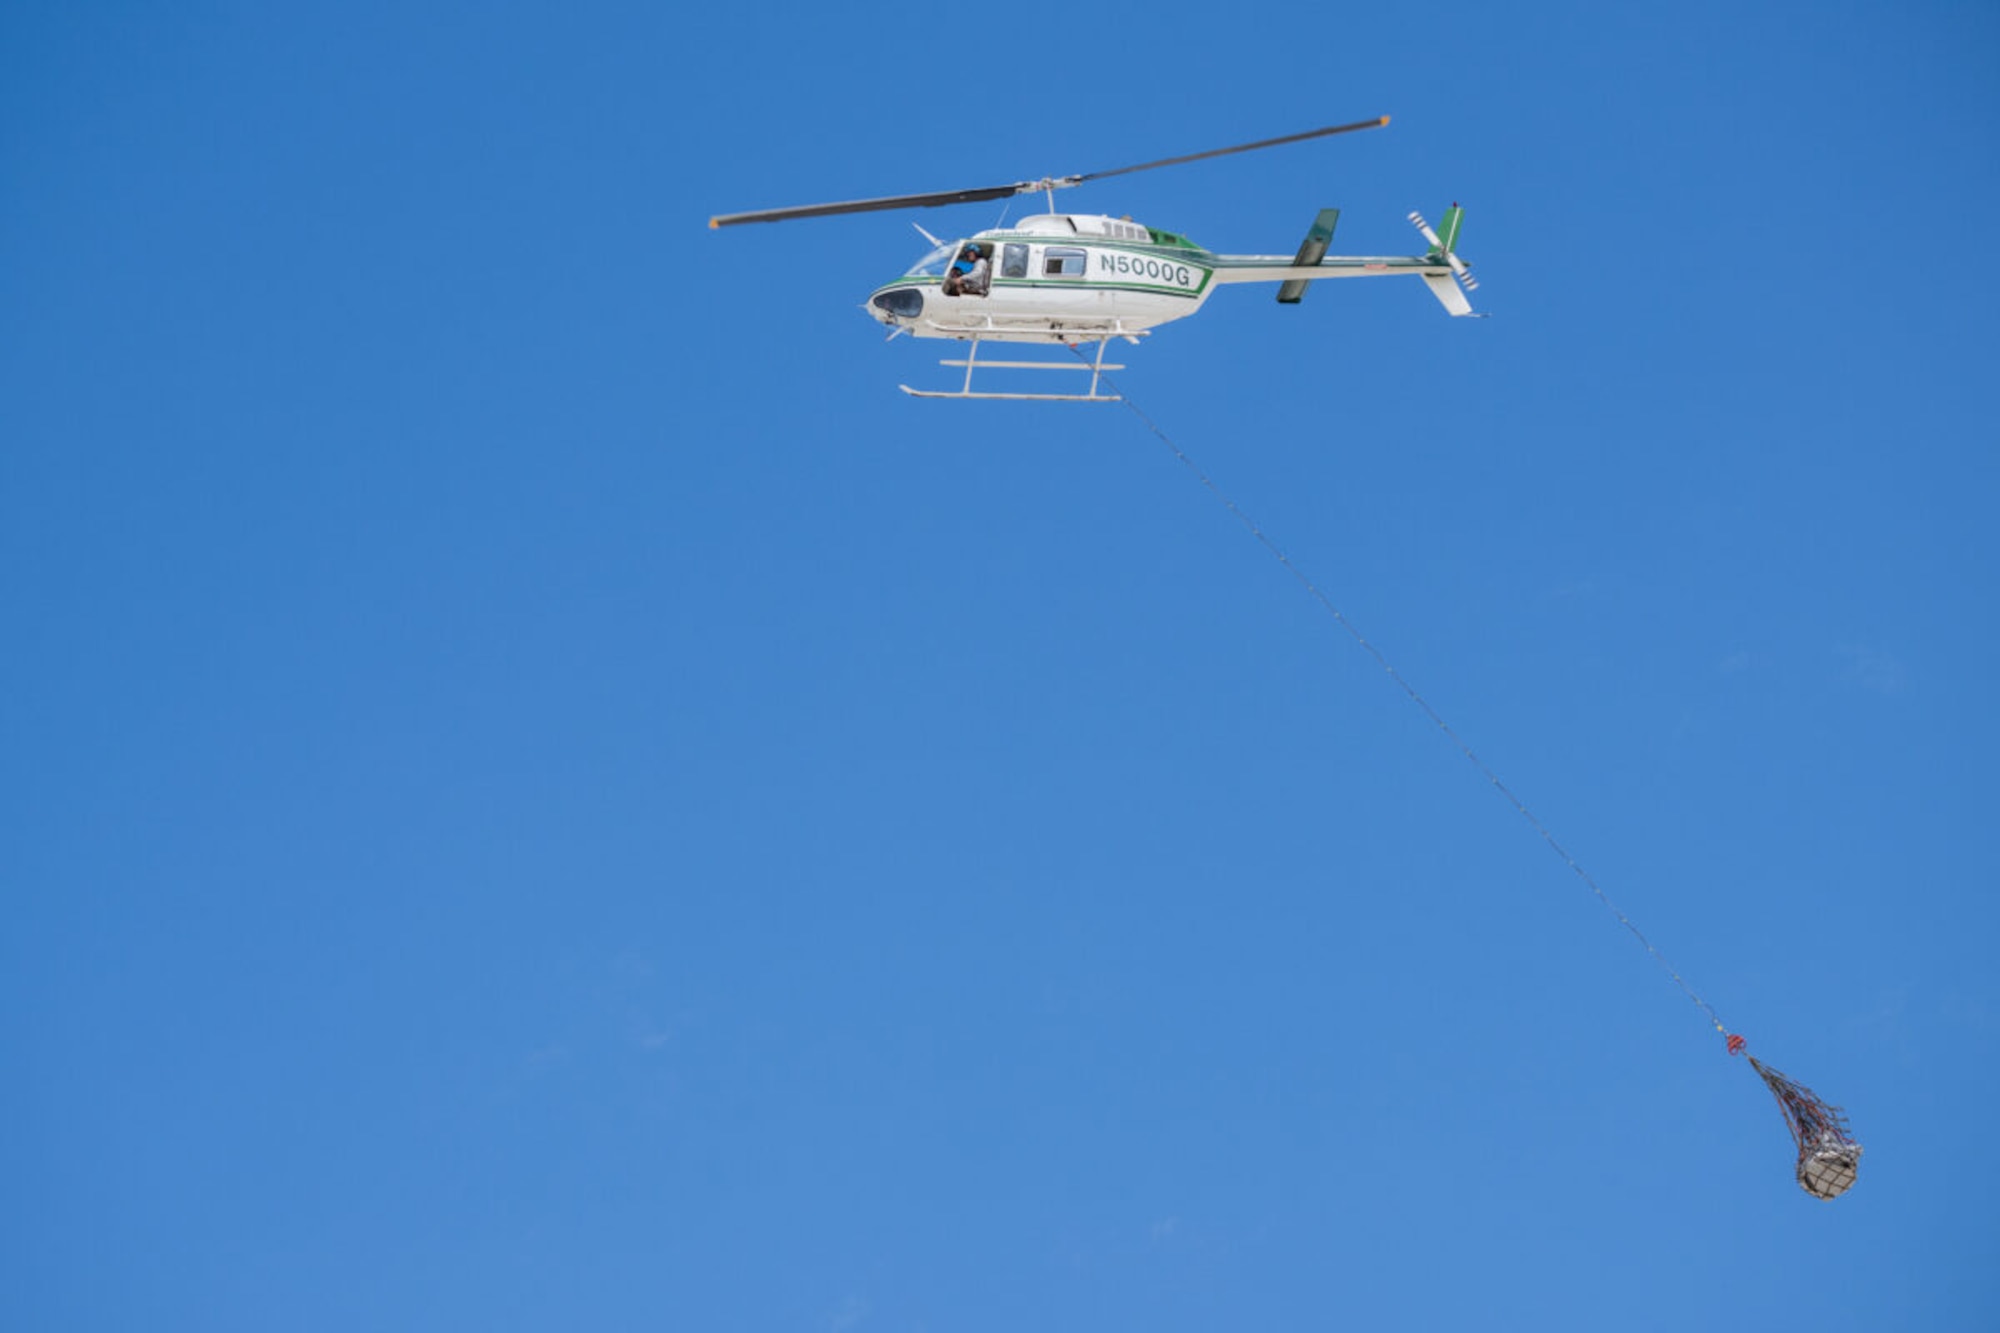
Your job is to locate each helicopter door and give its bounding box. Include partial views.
[944,241,994,296]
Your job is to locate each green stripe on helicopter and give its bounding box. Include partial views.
[873,277,1212,301]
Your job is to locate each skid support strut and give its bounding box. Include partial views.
[899,334,1125,402]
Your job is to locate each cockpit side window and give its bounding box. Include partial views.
[904,240,957,278]
[1001,243,1029,279]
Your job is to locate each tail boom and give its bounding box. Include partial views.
[1209,204,1478,316]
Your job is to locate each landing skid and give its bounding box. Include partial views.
[899,334,1129,403]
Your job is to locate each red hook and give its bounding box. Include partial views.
[1725,1033,1747,1057]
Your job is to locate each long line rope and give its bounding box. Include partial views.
[1083,355,1731,1041]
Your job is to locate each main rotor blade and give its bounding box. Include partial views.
[1078,116,1390,184]
[710,117,1385,228]
[710,180,1056,229]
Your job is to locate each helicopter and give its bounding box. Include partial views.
[710,117,1479,402]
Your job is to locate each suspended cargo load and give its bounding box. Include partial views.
[1747,1055,1863,1200]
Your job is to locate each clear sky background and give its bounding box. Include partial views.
[5,3,1996,1329]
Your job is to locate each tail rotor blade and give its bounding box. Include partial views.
[1410,209,1477,290]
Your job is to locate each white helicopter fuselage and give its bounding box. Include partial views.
[868,213,1216,343]
[866,211,1468,345]
[710,117,1476,398]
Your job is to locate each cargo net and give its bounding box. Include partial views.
[1748,1056,1862,1200]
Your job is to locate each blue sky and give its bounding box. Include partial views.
[5,3,1996,1329]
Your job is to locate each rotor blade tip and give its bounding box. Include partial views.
[708,217,720,229]
[1379,115,1391,126]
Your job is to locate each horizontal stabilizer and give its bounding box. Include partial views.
[1422,272,1474,316]
[1277,208,1340,304]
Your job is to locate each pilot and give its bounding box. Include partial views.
[943,245,990,297]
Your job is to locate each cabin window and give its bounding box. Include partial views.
[1043,247,1087,277]
[1001,243,1028,279]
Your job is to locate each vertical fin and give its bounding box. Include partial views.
[1429,204,1464,260]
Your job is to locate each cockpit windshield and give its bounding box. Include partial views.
[904,240,959,278]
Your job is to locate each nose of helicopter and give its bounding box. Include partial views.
[869,286,925,323]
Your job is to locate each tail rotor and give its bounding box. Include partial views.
[1409,205,1477,293]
